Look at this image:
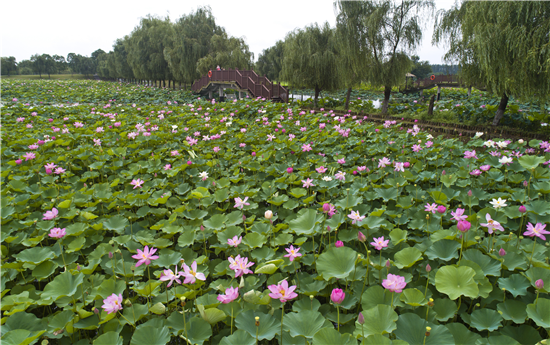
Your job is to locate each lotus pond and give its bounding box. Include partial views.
[1,80,550,345]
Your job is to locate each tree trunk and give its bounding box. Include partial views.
[492,93,509,126]
[314,86,320,108]
[427,95,435,116]
[344,87,352,110]
[381,86,391,115]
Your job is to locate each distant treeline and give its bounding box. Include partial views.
[431,64,460,75]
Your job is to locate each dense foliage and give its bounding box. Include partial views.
[1,80,550,345]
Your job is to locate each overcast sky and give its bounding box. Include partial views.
[1,0,456,65]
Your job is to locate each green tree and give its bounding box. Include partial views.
[30,54,46,78]
[335,1,370,109]
[1,56,17,76]
[196,32,254,75]
[52,55,67,74]
[433,1,550,126]
[91,49,106,74]
[164,6,224,87]
[336,0,434,114]
[410,55,432,79]
[281,22,342,108]
[126,15,174,84]
[114,37,134,80]
[255,40,285,82]
[17,59,33,75]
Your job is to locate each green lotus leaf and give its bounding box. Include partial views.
[289,209,318,235]
[182,209,209,220]
[353,305,398,338]
[48,310,74,331]
[462,249,501,276]
[526,298,550,328]
[435,266,478,300]
[219,330,255,345]
[394,313,454,345]
[393,247,422,269]
[130,325,171,345]
[524,266,550,293]
[197,304,226,325]
[103,215,129,234]
[242,289,271,305]
[500,325,543,345]
[400,288,427,307]
[335,194,363,209]
[235,310,280,341]
[65,222,89,237]
[445,323,482,345]
[93,331,123,345]
[501,252,528,271]
[292,297,321,313]
[361,285,403,310]
[1,330,46,345]
[467,308,503,331]
[269,195,289,206]
[41,272,84,302]
[316,246,357,280]
[14,246,55,265]
[289,187,307,198]
[425,239,460,261]
[149,302,166,315]
[432,298,456,322]
[497,300,527,323]
[32,261,57,280]
[203,214,227,230]
[66,236,86,253]
[283,310,327,338]
[497,274,530,297]
[518,155,546,170]
[389,228,408,245]
[360,334,409,345]
[311,327,356,345]
[243,232,267,249]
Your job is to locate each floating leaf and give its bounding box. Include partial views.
[435,266,478,300]
[316,246,357,280]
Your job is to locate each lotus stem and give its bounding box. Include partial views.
[280,303,285,345]
[231,303,234,335]
[336,304,340,331]
[118,311,136,328]
[529,239,537,267]
[147,265,152,310]
[59,241,67,270]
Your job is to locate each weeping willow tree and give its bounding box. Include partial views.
[434,1,550,126]
[164,6,224,87]
[196,32,254,75]
[114,37,134,81]
[335,1,369,110]
[255,40,285,82]
[338,0,433,114]
[281,22,342,108]
[126,15,174,84]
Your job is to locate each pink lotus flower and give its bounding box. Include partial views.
[457,220,471,232]
[159,266,182,287]
[54,167,66,175]
[480,214,504,234]
[412,144,422,152]
[302,144,312,152]
[335,171,346,181]
[424,203,438,214]
[23,152,36,161]
[357,166,366,172]
[348,210,365,224]
[464,150,478,159]
[43,208,59,220]
[227,235,242,247]
[378,157,391,168]
[217,286,239,304]
[480,165,491,171]
[284,245,302,262]
[49,227,66,238]
[451,208,468,222]
[437,205,447,214]
[239,143,246,148]
[316,166,327,173]
[131,246,159,267]
[302,178,315,188]
[337,158,346,164]
[15,159,22,165]
[331,288,345,304]
[470,169,482,176]
[335,240,344,247]
[370,236,389,251]
[268,280,298,303]
[213,146,220,153]
[102,293,123,314]
[358,231,366,242]
[181,260,206,284]
[130,179,144,189]
[164,164,171,170]
[394,162,405,172]
[523,222,550,240]
[228,255,254,278]
[234,197,250,210]
[382,274,407,293]
[499,248,506,257]
[287,167,293,174]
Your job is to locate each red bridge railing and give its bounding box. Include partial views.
[412,75,460,89]
[191,69,288,102]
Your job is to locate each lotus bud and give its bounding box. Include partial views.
[499,248,506,256]
[535,279,544,289]
[437,205,447,214]
[358,312,365,324]
[265,210,273,219]
[358,231,366,242]
[335,241,344,248]
[524,180,529,187]
[124,299,132,307]
[330,288,345,304]
[426,264,431,272]
[519,205,527,213]
[441,170,446,175]
[94,307,99,314]
[242,215,246,221]
[327,226,331,232]
[108,252,113,259]
[200,225,204,231]
[457,220,471,232]
[468,190,472,197]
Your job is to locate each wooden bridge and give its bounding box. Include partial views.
[191,69,288,102]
